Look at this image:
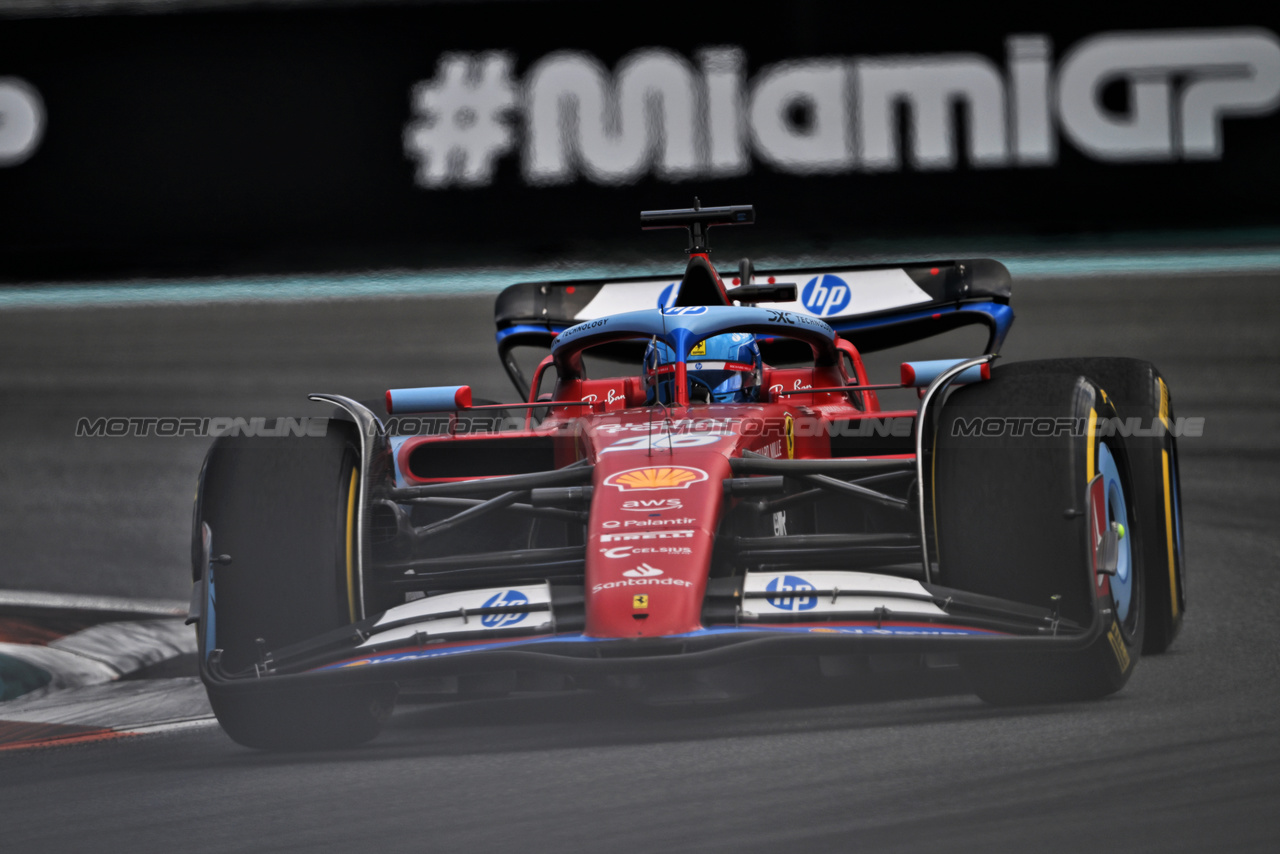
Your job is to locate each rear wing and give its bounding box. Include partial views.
[494,258,1012,398]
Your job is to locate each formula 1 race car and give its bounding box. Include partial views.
[190,203,1187,749]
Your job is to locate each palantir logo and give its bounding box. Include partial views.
[481,589,528,628]
[765,575,818,611]
[800,274,852,316]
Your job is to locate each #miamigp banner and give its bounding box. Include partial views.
[2,2,1279,277]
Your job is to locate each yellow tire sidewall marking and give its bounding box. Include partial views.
[345,466,359,624]
[1162,449,1179,617]
[1107,621,1132,672]
[1158,377,1170,430]
[1086,408,1098,482]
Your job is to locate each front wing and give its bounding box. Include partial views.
[194,566,1112,694]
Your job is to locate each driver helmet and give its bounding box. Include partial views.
[644,332,762,404]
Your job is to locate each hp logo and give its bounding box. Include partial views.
[481,590,529,628]
[657,282,680,309]
[801,274,851,316]
[764,575,817,611]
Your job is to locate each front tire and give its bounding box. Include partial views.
[934,363,1144,704]
[991,358,1185,653]
[207,684,396,751]
[195,420,395,749]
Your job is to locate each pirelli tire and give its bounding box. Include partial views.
[194,419,396,749]
[934,363,1144,705]
[989,358,1185,654]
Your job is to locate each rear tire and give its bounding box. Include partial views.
[935,362,1144,704]
[195,420,395,749]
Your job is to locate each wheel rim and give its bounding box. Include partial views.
[1097,442,1135,627]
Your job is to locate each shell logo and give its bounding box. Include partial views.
[604,466,709,491]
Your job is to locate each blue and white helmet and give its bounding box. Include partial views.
[644,332,762,404]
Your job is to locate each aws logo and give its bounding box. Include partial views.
[621,498,683,512]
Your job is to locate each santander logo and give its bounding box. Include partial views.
[623,563,664,578]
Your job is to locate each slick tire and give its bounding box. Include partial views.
[991,358,1185,654]
[207,684,397,752]
[934,363,1144,705]
[195,420,395,749]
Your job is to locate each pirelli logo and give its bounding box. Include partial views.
[600,530,695,543]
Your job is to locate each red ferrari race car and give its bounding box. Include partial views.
[190,203,1187,749]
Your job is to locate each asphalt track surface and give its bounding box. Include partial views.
[1,273,1278,852]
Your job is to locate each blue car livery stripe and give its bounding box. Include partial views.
[313,623,1007,671]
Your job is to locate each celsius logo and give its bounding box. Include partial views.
[404,30,1280,189]
[765,575,817,611]
[801,275,852,316]
[480,590,528,627]
[623,563,664,578]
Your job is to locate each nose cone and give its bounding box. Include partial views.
[583,452,730,638]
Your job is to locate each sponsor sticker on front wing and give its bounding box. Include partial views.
[742,571,945,618]
[360,583,553,647]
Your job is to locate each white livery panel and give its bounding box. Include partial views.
[573,269,932,322]
[360,584,553,648]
